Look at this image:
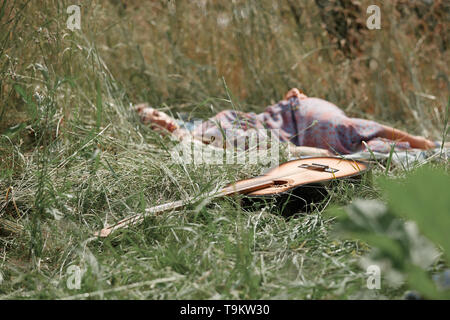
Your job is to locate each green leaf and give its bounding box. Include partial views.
[349,232,406,268]
[407,265,450,299]
[378,167,450,264]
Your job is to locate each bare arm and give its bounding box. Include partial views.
[287,143,334,157]
[378,125,435,149]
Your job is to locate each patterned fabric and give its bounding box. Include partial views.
[192,96,412,154]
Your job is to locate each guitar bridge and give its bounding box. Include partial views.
[299,163,339,173]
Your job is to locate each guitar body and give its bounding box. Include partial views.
[228,157,370,215]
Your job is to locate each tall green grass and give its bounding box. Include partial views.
[0,0,448,299]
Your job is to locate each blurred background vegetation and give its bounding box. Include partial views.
[2,0,449,136]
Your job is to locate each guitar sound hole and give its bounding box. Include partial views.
[272,180,289,187]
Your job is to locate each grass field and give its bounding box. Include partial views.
[0,0,449,299]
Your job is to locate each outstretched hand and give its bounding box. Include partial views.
[288,144,334,157]
[410,135,437,150]
[284,88,308,101]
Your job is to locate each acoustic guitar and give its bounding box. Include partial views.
[96,157,369,237]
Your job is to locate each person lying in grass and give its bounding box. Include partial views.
[134,88,440,157]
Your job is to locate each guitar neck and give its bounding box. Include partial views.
[96,176,277,237]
